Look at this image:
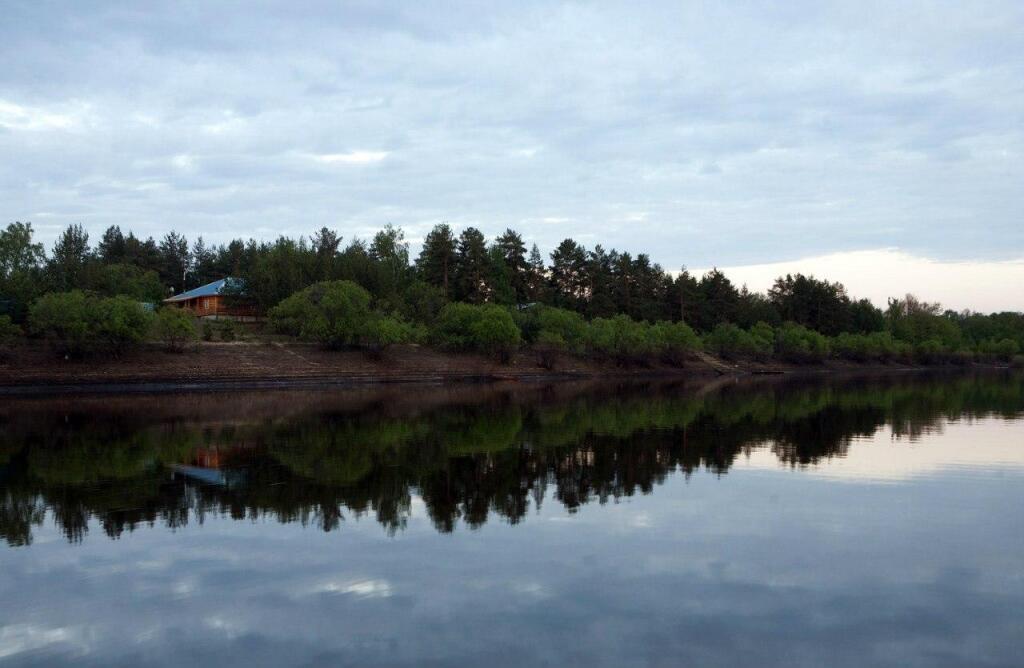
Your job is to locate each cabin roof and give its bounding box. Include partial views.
[163,277,243,303]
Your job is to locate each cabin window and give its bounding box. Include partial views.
[203,299,211,310]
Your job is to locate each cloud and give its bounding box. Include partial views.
[0,1,1021,291]
[701,248,1024,312]
[310,151,389,165]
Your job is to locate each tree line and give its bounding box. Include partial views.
[1,220,1022,364]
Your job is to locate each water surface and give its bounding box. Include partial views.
[1,373,1023,666]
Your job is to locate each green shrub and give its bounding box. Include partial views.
[534,330,567,369]
[399,281,447,325]
[703,323,771,360]
[978,338,1019,363]
[434,302,521,361]
[914,339,948,364]
[29,291,152,357]
[28,291,92,357]
[749,322,775,354]
[202,321,215,341]
[649,321,701,366]
[152,307,198,352]
[585,315,656,364]
[775,322,830,363]
[833,331,888,362]
[0,314,20,344]
[269,280,372,349]
[363,316,417,359]
[0,314,21,361]
[219,319,237,342]
[533,306,587,352]
[93,295,153,355]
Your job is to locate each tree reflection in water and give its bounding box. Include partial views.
[1,372,1021,546]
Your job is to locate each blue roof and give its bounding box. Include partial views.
[164,277,244,303]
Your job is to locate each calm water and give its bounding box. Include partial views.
[1,373,1023,667]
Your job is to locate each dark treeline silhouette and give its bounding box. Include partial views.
[2,221,1022,361]
[2,372,1021,546]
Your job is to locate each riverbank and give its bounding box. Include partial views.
[1,340,1003,396]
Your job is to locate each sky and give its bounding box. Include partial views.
[2,2,1022,309]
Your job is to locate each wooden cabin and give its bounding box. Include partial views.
[163,278,258,320]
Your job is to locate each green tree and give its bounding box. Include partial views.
[84,263,165,301]
[768,273,851,336]
[416,223,458,297]
[97,226,127,264]
[525,244,547,302]
[310,227,342,281]
[158,231,190,294]
[48,224,91,292]
[454,227,489,304]
[369,224,410,299]
[695,269,740,332]
[494,229,528,303]
[190,237,217,287]
[0,222,46,322]
[549,238,588,311]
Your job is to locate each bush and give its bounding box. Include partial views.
[202,321,215,341]
[219,319,237,342]
[914,339,948,364]
[585,315,656,365]
[0,314,21,361]
[399,281,447,325]
[832,331,900,362]
[152,307,198,352]
[0,314,20,344]
[434,303,521,361]
[269,281,372,349]
[28,291,152,357]
[978,338,1019,363]
[363,316,417,359]
[532,306,587,351]
[775,322,830,363]
[28,291,92,357]
[649,321,701,366]
[534,330,567,370]
[94,295,153,355]
[703,323,771,361]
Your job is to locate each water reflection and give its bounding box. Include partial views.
[3,372,1022,546]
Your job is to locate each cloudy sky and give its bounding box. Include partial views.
[2,2,1022,308]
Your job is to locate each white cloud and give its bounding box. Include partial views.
[0,99,82,131]
[702,248,1024,312]
[310,151,389,165]
[0,1,1021,287]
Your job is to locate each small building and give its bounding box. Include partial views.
[163,278,258,320]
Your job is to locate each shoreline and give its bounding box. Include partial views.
[1,341,1012,397]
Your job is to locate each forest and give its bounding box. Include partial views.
[1,220,1022,366]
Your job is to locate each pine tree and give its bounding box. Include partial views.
[494,228,528,303]
[549,238,588,311]
[48,224,91,291]
[454,227,489,303]
[416,223,457,297]
[158,231,190,294]
[97,226,127,264]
